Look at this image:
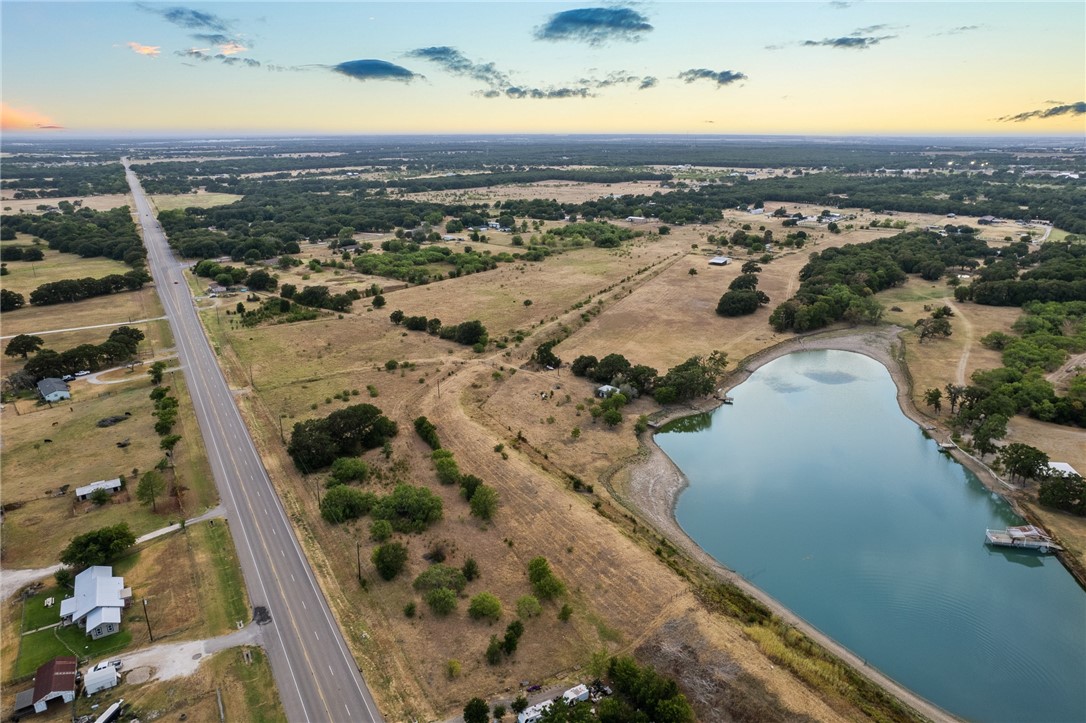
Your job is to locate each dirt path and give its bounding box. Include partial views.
[0,563,64,600]
[945,300,973,386]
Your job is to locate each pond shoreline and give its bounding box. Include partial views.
[618,324,1042,723]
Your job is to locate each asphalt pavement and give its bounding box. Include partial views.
[123,160,384,723]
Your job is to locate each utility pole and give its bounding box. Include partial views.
[142,598,154,641]
[356,541,362,583]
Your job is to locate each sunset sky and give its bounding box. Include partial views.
[1,1,1083,136]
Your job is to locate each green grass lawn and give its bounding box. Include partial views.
[15,627,132,678]
[194,521,249,635]
[21,587,63,632]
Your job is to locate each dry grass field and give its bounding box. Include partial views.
[198,205,1024,720]
[149,191,243,212]
[0,194,133,213]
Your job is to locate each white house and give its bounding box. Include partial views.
[75,478,123,502]
[596,384,620,398]
[37,378,71,403]
[83,662,120,696]
[59,566,131,639]
[709,256,731,266]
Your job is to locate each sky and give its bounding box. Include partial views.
[1,1,1084,136]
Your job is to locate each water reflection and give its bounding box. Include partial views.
[987,546,1046,568]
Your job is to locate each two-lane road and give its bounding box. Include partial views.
[124,161,383,723]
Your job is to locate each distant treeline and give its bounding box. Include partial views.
[28,270,150,306]
[0,163,128,197]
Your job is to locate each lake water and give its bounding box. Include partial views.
[656,350,1086,723]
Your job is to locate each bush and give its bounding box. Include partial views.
[468,592,502,622]
[462,557,480,581]
[369,519,393,542]
[320,486,376,524]
[329,457,370,484]
[516,595,541,619]
[559,603,573,622]
[485,635,503,665]
[413,564,467,593]
[403,601,416,618]
[425,587,457,616]
[446,659,461,678]
[413,416,441,450]
[527,557,565,600]
[459,474,482,501]
[371,484,443,532]
[469,484,498,521]
[501,619,524,655]
[89,488,112,506]
[372,542,408,580]
[432,449,460,485]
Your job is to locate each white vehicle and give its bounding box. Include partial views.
[74,370,91,377]
[562,684,590,705]
[517,700,553,723]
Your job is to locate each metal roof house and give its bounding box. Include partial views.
[596,384,620,398]
[709,256,731,265]
[59,566,131,640]
[75,478,123,502]
[37,377,71,403]
[1047,462,1080,478]
[13,656,78,715]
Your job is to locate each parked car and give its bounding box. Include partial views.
[74,370,91,377]
[62,374,75,381]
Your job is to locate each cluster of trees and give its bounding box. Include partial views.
[320,483,443,531]
[915,305,954,343]
[191,259,277,291]
[717,260,770,317]
[769,230,990,333]
[353,243,517,284]
[238,296,320,327]
[13,326,145,382]
[390,311,489,349]
[1039,473,1086,516]
[542,222,638,249]
[0,206,145,266]
[413,416,441,449]
[0,244,45,261]
[570,351,727,405]
[279,284,355,313]
[25,269,149,307]
[1,288,24,312]
[150,384,180,436]
[287,404,398,471]
[962,242,1086,306]
[59,523,135,569]
[0,163,128,197]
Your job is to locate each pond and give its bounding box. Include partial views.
[656,350,1086,723]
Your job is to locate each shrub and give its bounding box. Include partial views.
[527,557,564,600]
[462,557,480,581]
[371,542,408,581]
[446,659,461,678]
[425,587,457,616]
[469,484,498,521]
[432,449,461,485]
[559,603,573,622]
[403,601,416,618]
[413,416,441,450]
[459,474,483,501]
[485,635,503,665]
[413,564,467,593]
[369,519,393,542]
[371,484,443,533]
[330,457,370,484]
[468,592,502,622]
[516,595,541,619]
[320,486,376,524]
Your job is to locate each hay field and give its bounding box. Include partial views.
[0,237,135,296]
[149,191,243,212]
[0,194,132,212]
[406,179,672,205]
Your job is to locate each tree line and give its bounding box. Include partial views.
[1,206,146,267]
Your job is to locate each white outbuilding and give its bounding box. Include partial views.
[83,662,120,696]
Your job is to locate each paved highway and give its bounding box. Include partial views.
[124,161,384,723]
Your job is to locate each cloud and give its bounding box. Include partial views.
[802,34,894,49]
[937,25,981,35]
[190,33,247,54]
[217,41,248,55]
[582,71,658,91]
[1,103,63,130]
[127,41,160,57]
[535,7,653,44]
[997,101,1086,123]
[332,59,421,83]
[141,4,230,32]
[678,68,748,86]
[828,1,852,8]
[175,48,259,67]
[407,46,510,87]
[504,86,591,100]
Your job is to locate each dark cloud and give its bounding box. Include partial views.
[175,48,260,68]
[504,86,591,100]
[802,34,894,49]
[535,7,653,44]
[997,102,1086,123]
[678,69,748,86]
[852,24,892,34]
[191,33,233,45]
[407,46,510,87]
[140,4,231,32]
[332,59,421,83]
[583,71,658,91]
[638,76,658,90]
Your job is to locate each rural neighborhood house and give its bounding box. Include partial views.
[59,566,131,639]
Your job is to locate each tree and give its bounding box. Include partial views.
[1038,473,1086,516]
[413,564,468,593]
[372,542,409,580]
[716,290,766,316]
[998,443,1049,483]
[149,360,167,385]
[462,556,480,581]
[945,384,965,414]
[4,334,44,359]
[89,488,112,506]
[136,470,167,513]
[532,340,561,369]
[469,484,498,521]
[60,523,135,568]
[512,697,530,715]
[468,592,502,622]
[372,294,386,309]
[1,288,25,312]
[527,556,564,600]
[463,698,490,723]
[516,595,541,619]
[389,309,405,325]
[370,519,393,542]
[924,388,943,413]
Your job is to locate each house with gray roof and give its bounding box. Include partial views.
[75,478,123,501]
[59,566,131,639]
[36,377,71,403]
